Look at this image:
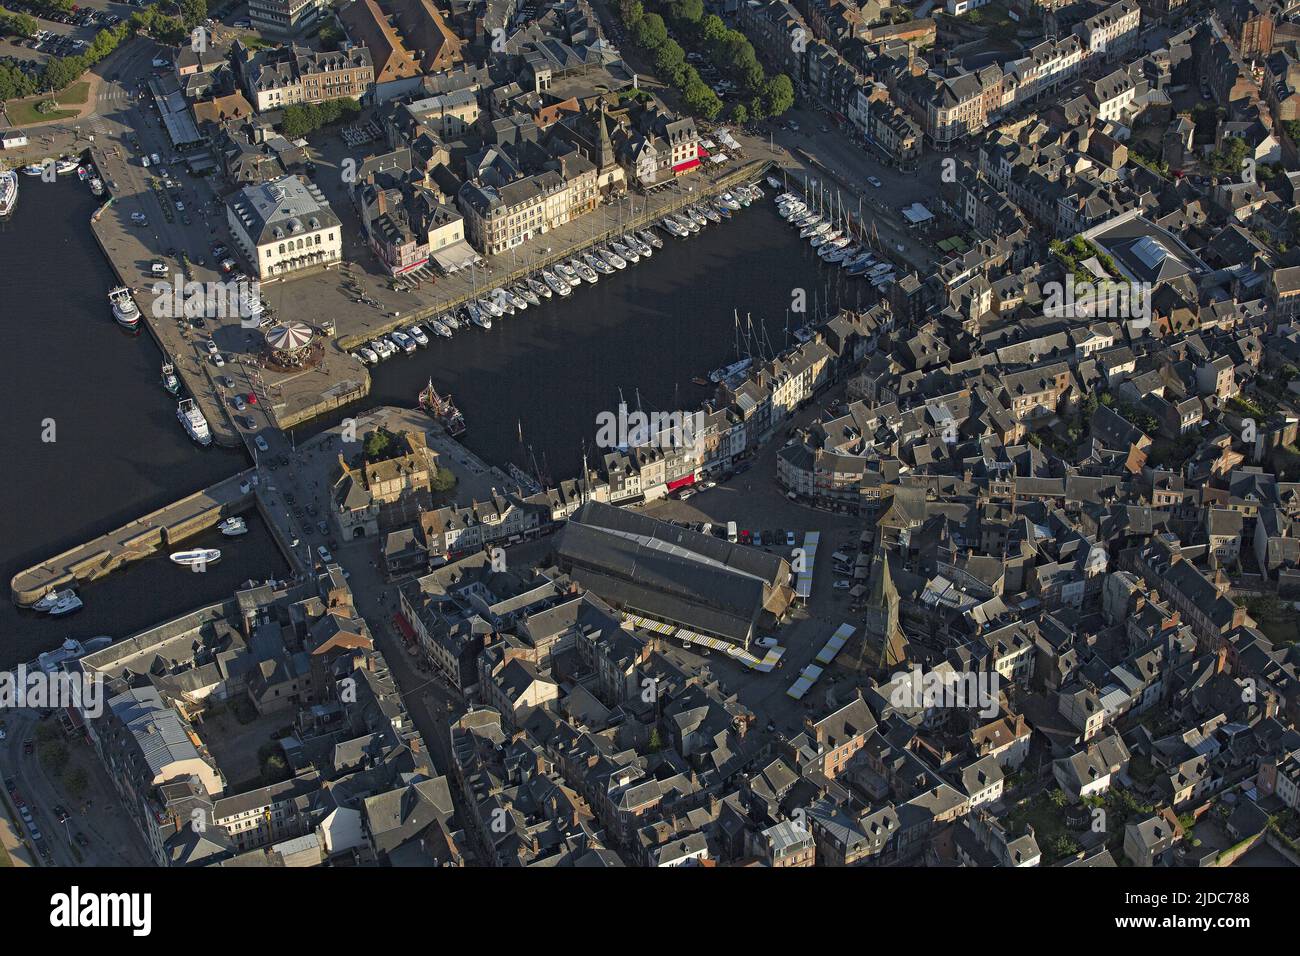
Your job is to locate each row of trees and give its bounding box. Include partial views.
[279,97,361,138]
[620,0,793,124]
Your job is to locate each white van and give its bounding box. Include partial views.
[727,521,738,543]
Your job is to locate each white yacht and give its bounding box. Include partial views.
[638,228,663,249]
[472,308,492,330]
[513,282,540,306]
[170,548,221,567]
[573,258,598,283]
[600,248,627,270]
[108,287,140,330]
[177,399,212,446]
[625,233,652,258]
[554,262,581,287]
[442,312,462,331]
[611,240,638,264]
[429,319,452,338]
[542,269,571,295]
[219,516,248,536]
[585,251,614,275]
[660,217,687,238]
[0,169,17,217]
[527,275,551,299]
[479,296,504,318]
[355,347,378,365]
[407,325,429,347]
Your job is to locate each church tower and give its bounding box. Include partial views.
[861,544,909,672]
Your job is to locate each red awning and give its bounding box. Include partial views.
[392,613,417,644]
[698,147,710,158]
[667,473,697,491]
[673,158,702,173]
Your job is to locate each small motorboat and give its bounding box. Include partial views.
[33,588,77,612]
[48,594,84,617]
[356,347,378,364]
[407,325,429,347]
[170,548,221,567]
[219,516,248,537]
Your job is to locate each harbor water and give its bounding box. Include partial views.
[2,182,863,666]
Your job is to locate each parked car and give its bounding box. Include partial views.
[833,580,852,590]
[232,395,246,411]
[254,435,269,453]
[317,545,333,563]
[867,176,883,188]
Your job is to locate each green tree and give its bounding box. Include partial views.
[619,0,644,27]
[670,0,704,25]
[764,73,794,116]
[363,428,392,462]
[654,37,686,78]
[634,12,667,49]
[179,0,207,29]
[732,102,748,125]
[700,13,726,44]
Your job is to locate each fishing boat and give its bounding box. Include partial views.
[55,157,80,176]
[419,378,467,436]
[161,360,180,394]
[32,588,77,613]
[584,251,614,275]
[528,275,551,299]
[354,348,376,365]
[77,165,89,181]
[638,228,663,249]
[48,594,84,616]
[573,258,598,283]
[170,548,221,567]
[611,241,638,264]
[748,184,764,200]
[20,163,45,176]
[219,516,248,537]
[555,262,581,287]
[712,197,734,218]
[599,248,627,271]
[429,319,452,338]
[0,169,17,217]
[177,398,212,446]
[108,286,140,330]
[513,282,540,306]
[718,193,741,211]
[542,269,571,295]
[89,177,104,197]
[369,338,392,359]
[735,188,752,207]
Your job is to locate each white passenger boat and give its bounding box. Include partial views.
[219,516,248,536]
[407,324,429,346]
[33,588,77,612]
[108,286,140,330]
[177,399,212,446]
[48,594,84,616]
[356,347,378,364]
[0,169,17,217]
[170,548,221,567]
